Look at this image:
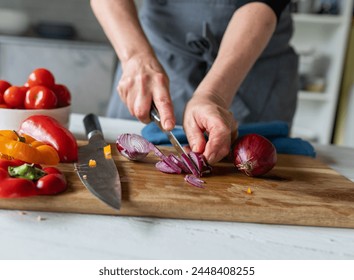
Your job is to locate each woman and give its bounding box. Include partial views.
[91,0,298,164]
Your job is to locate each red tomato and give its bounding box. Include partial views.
[0,80,12,105]
[0,80,12,104]
[26,68,55,88]
[0,104,10,109]
[25,86,58,109]
[3,86,28,109]
[52,84,71,107]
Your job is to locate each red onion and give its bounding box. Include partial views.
[116,133,152,160]
[233,133,277,177]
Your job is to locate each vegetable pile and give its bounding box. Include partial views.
[0,68,71,110]
[0,113,78,198]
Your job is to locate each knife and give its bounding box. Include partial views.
[74,113,121,210]
[150,103,199,171]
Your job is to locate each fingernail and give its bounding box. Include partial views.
[208,153,216,165]
[164,120,174,131]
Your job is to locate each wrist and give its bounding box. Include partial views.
[121,51,161,72]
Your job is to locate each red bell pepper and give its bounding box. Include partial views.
[0,159,67,198]
[19,115,78,162]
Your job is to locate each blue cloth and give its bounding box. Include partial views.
[142,121,316,157]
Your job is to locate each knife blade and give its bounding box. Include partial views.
[74,114,121,210]
[150,103,199,172]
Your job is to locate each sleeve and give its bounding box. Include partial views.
[235,0,291,21]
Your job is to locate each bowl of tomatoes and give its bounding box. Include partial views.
[0,68,72,130]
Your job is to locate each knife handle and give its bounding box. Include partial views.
[83,113,103,140]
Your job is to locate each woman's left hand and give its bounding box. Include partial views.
[183,92,238,165]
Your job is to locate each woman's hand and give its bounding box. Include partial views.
[183,92,238,165]
[118,53,175,130]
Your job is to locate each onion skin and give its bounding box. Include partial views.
[233,134,277,177]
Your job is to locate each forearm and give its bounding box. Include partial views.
[90,0,155,64]
[195,2,277,107]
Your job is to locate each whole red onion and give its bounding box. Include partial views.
[233,134,277,177]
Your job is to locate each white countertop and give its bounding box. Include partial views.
[1,113,354,260]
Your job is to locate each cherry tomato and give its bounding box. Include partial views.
[52,84,71,107]
[0,80,12,104]
[3,86,28,109]
[25,86,58,109]
[26,68,55,88]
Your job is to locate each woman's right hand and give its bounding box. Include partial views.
[118,53,176,131]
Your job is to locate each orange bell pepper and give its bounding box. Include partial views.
[0,130,59,165]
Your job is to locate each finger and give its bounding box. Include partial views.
[153,74,175,131]
[154,95,175,131]
[183,118,206,154]
[133,74,152,123]
[134,92,152,123]
[118,77,135,115]
[203,121,232,165]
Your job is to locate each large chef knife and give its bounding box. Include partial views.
[74,114,121,210]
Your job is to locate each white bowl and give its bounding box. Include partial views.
[0,9,30,35]
[0,105,70,130]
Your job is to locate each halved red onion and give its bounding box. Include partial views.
[116,133,152,161]
[184,175,205,188]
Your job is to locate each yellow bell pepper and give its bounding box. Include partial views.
[0,130,59,165]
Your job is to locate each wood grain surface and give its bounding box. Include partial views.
[1,143,354,228]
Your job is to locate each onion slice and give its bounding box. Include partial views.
[116,133,152,161]
[181,154,200,177]
[184,175,205,188]
[155,161,179,174]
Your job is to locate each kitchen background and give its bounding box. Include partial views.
[0,0,353,148]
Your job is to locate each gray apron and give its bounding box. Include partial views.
[106,0,299,127]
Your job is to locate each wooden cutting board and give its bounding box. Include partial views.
[1,143,354,228]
